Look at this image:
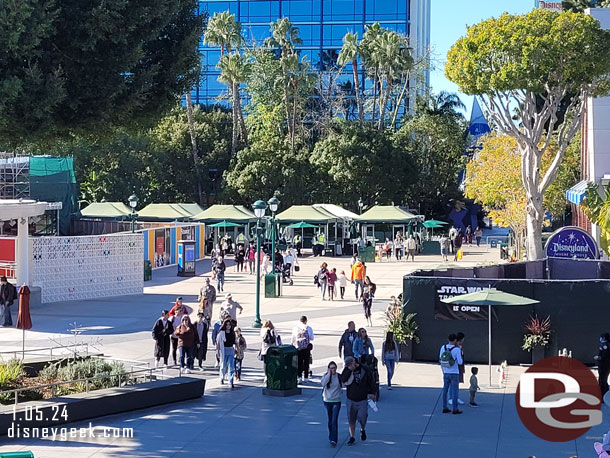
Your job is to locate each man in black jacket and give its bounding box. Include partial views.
[0,276,17,327]
[341,356,376,446]
[595,333,610,395]
[152,310,173,367]
[338,321,358,359]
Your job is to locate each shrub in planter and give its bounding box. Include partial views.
[385,311,420,362]
[522,315,551,363]
[39,358,128,396]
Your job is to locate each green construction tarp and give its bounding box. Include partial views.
[192,204,255,223]
[80,202,132,219]
[137,203,197,221]
[29,156,79,235]
[276,205,338,223]
[357,205,419,223]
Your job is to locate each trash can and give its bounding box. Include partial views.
[264,273,281,297]
[359,245,376,263]
[144,260,152,281]
[265,345,298,391]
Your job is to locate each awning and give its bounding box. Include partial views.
[566,180,590,205]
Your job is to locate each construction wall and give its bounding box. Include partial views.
[31,233,143,303]
[141,224,205,269]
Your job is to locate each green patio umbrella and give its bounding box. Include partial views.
[423,220,448,228]
[286,221,318,229]
[442,288,539,387]
[208,221,242,228]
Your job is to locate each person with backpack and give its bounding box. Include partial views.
[341,355,376,446]
[291,315,314,384]
[320,361,343,447]
[439,333,464,414]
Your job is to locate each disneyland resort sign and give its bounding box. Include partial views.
[544,226,599,260]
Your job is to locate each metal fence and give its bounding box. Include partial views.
[0,343,90,362]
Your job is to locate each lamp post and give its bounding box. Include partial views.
[267,196,280,270]
[358,198,363,215]
[252,200,268,328]
[128,194,139,233]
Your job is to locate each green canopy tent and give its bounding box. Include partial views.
[193,206,256,251]
[80,202,132,220]
[356,205,421,243]
[442,288,539,387]
[286,221,319,247]
[137,203,200,222]
[276,206,339,252]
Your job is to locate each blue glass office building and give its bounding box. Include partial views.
[192,0,430,106]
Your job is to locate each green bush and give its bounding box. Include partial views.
[0,360,26,404]
[39,358,128,396]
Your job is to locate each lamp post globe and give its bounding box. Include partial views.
[128,194,139,232]
[267,196,280,273]
[253,200,267,219]
[267,196,280,213]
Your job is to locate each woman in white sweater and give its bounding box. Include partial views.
[320,361,342,447]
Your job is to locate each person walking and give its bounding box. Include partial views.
[234,327,247,381]
[596,333,610,395]
[0,276,17,327]
[291,315,314,384]
[294,233,302,257]
[174,315,197,374]
[439,333,464,414]
[395,232,404,261]
[152,310,173,368]
[440,235,450,262]
[385,296,402,320]
[339,321,358,359]
[317,262,329,300]
[194,313,209,371]
[448,227,457,254]
[218,319,237,387]
[215,256,226,292]
[453,332,466,406]
[326,268,338,301]
[382,331,399,390]
[235,243,245,272]
[341,356,376,446]
[247,243,256,274]
[212,311,231,368]
[338,270,347,300]
[284,249,295,277]
[198,278,216,324]
[453,231,463,261]
[320,361,343,447]
[260,320,280,382]
[465,225,472,246]
[353,328,374,359]
[406,235,417,262]
[362,276,376,327]
[474,226,483,247]
[350,258,366,300]
[220,293,243,322]
[168,298,188,366]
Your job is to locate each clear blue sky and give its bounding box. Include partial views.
[430,0,535,117]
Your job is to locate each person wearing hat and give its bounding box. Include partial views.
[220,293,243,322]
[168,297,188,366]
[212,310,231,368]
[152,310,173,368]
[0,276,17,327]
[198,278,216,324]
[341,355,376,446]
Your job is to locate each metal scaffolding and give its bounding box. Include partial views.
[0,153,30,199]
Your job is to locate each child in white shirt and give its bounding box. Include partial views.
[338,271,347,299]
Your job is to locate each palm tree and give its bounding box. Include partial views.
[582,184,610,255]
[361,22,383,124]
[338,32,363,124]
[218,52,251,154]
[204,11,243,56]
[184,92,202,203]
[265,17,303,57]
[418,91,466,118]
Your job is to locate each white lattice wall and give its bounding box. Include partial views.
[31,234,143,303]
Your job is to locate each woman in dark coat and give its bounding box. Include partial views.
[152,310,173,367]
[194,312,209,371]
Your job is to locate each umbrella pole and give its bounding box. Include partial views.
[22,328,25,361]
[488,305,492,387]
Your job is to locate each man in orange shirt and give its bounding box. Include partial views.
[350,259,366,300]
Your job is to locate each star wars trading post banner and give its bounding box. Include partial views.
[434,279,498,321]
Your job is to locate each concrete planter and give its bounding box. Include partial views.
[531,346,545,364]
[0,377,205,434]
[399,341,413,362]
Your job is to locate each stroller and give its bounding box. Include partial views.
[274,263,293,286]
[359,354,380,401]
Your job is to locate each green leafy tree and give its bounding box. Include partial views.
[0,0,203,145]
[446,9,610,260]
[310,123,415,208]
[394,109,468,217]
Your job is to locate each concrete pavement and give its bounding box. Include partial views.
[0,245,604,457]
